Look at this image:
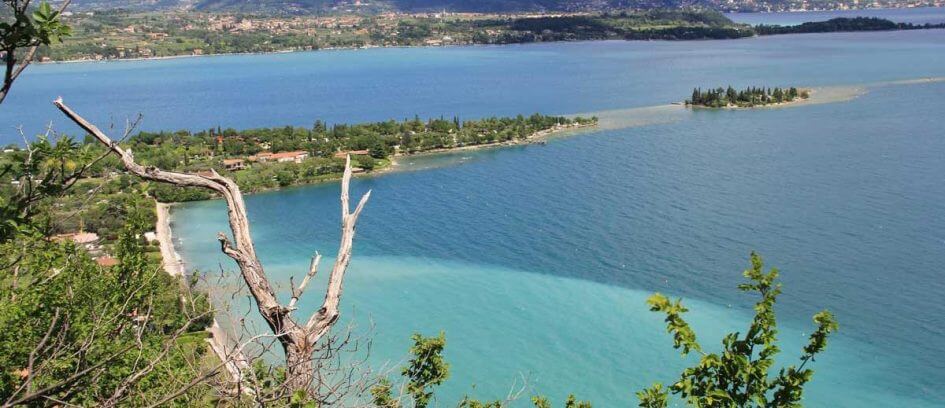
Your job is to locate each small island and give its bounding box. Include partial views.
[685,86,810,108]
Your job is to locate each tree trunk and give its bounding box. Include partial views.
[54,99,371,402]
[285,341,315,395]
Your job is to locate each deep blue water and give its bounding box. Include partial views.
[4,25,945,406]
[727,6,945,26]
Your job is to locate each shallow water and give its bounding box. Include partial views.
[6,26,945,406]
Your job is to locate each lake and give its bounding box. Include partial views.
[3,16,944,407]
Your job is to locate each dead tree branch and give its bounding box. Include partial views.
[53,98,372,397]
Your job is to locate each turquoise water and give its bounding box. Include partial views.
[172,79,945,406]
[5,26,945,406]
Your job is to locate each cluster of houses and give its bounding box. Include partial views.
[50,230,156,325]
[220,150,369,172]
[51,230,158,268]
[204,14,364,34]
[221,150,310,171]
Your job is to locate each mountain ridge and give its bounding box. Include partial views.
[65,0,930,13]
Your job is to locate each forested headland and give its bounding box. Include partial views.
[755,17,945,35]
[130,113,595,200]
[2,113,595,216]
[686,86,810,108]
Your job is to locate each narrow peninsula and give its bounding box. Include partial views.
[685,86,810,108]
[128,113,596,201]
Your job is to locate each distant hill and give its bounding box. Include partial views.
[67,0,198,11]
[66,0,927,13]
[191,1,711,13]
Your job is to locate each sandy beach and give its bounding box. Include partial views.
[155,202,184,278]
[156,201,249,385]
[207,320,251,385]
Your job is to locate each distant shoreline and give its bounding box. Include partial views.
[396,121,595,157]
[37,41,572,66]
[37,24,945,66]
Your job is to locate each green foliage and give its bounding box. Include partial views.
[0,135,98,241]
[635,384,668,408]
[355,154,376,171]
[403,332,450,408]
[1,1,70,51]
[564,394,592,408]
[686,86,809,108]
[371,378,401,408]
[458,396,503,407]
[0,129,215,404]
[526,394,593,408]
[244,359,289,402]
[114,201,152,282]
[290,389,319,408]
[371,331,451,408]
[0,206,214,404]
[646,294,701,355]
[637,253,838,408]
[29,1,71,44]
[122,113,593,195]
[532,395,552,408]
[1,1,72,102]
[150,183,213,202]
[755,17,943,35]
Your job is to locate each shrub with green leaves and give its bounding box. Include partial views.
[371,332,450,408]
[1,1,71,103]
[637,253,838,407]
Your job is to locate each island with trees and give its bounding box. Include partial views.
[685,86,811,108]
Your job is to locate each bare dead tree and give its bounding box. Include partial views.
[53,98,372,399]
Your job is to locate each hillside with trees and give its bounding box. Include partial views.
[66,0,940,13]
[756,16,945,35]
[35,8,759,62]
